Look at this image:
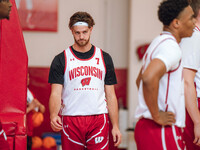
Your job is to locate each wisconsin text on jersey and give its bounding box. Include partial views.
[69,66,103,80]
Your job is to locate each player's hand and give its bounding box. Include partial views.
[112,126,122,147]
[28,99,38,110]
[33,99,45,113]
[153,111,176,126]
[33,99,40,107]
[193,123,200,146]
[39,104,45,113]
[50,115,62,132]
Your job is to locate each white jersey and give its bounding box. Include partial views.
[135,32,185,127]
[181,27,200,98]
[27,88,34,104]
[61,46,108,116]
[27,88,38,111]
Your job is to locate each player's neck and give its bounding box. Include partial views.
[72,43,92,53]
[163,26,180,43]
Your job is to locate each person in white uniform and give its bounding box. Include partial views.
[134,0,196,149]
[26,73,45,150]
[48,11,121,150]
[181,0,200,149]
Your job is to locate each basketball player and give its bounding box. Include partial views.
[0,0,12,149]
[181,0,200,149]
[48,11,121,150]
[134,0,195,149]
[0,0,12,20]
[27,73,45,150]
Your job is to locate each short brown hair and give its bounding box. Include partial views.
[68,11,95,29]
[189,0,200,17]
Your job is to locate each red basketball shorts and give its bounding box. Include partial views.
[183,98,200,150]
[61,114,109,150]
[134,118,186,150]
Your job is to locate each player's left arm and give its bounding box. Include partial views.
[105,85,122,147]
[183,68,200,146]
[136,68,142,89]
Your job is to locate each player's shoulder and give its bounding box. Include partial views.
[102,50,109,56]
[150,34,178,53]
[101,50,112,61]
[150,34,181,60]
[151,34,177,47]
[52,51,65,64]
[93,45,112,59]
[56,51,65,57]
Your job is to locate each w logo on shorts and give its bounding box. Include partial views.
[95,136,104,144]
[81,77,91,86]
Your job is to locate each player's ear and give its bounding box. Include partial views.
[171,19,180,29]
[89,27,93,32]
[70,27,74,34]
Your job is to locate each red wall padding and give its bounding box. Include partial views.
[28,67,53,135]
[0,0,28,149]
[114,69,127,108]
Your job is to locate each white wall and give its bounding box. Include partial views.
[23,0,129,68]
[128,0,162,149]
[104,0,129,68]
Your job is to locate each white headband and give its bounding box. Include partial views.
[73,22,88,27]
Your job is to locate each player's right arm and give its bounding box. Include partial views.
[49,83,63,132]
[48,52,65,132]
[142,58,176,126]
[183,68,200,146]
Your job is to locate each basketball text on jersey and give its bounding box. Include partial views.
[69,66,103,81]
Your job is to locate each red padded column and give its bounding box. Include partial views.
[0,0,28,149]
